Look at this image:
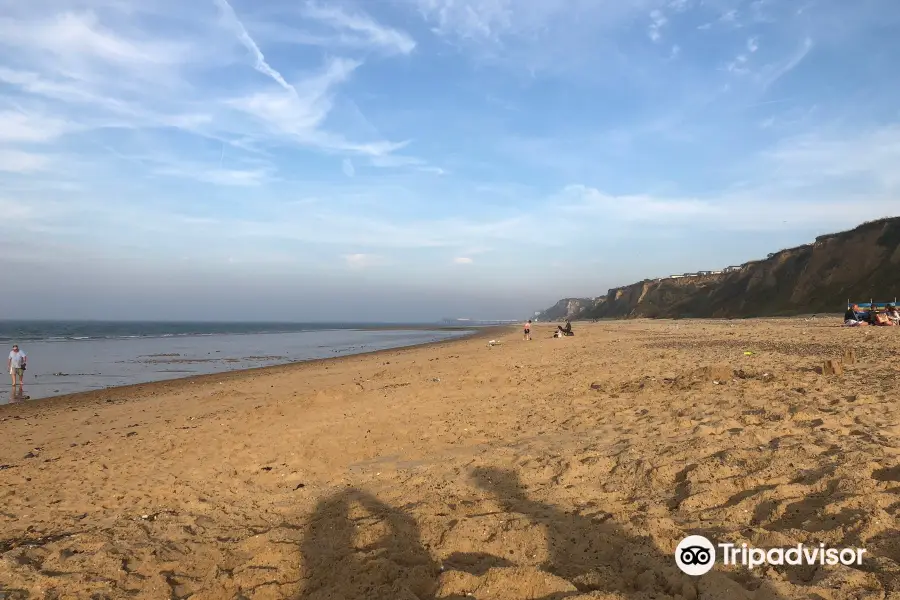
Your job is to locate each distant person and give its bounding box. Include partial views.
[888,305,900,326]
[8,344,26,392]
[523,320,532,341]
[557,320,573,336]
[873,309,894,326]
[844,305,868,327]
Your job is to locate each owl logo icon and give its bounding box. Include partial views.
[675,535,716,576]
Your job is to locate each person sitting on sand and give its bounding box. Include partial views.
[845,305,869,327]
[887,305,900,325]
[860,302,894,326]
[556,320,573,336]
[873,310,894,326]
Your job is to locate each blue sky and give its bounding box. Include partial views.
[1,0,899,321]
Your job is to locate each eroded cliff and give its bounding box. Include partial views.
[538,217,900,320]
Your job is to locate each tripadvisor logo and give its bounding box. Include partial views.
[675,535,866,576]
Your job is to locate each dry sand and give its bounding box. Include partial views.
[1,319,899,599]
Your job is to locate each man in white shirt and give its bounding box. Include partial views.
[8,344,26,390]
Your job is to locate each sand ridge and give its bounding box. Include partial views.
[1,319,899,599]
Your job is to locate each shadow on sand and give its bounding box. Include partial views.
[296,468,789,600]
[297,487,443,600]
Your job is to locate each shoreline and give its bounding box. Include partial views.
[0,325,509,415]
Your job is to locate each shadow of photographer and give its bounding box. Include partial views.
[466,466,787,600]
[297,487,441,600]
[295,469,789,599]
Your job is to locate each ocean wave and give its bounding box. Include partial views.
[0,321,441,343]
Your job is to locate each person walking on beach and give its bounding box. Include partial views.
[523,320,532,341]
[8,344,26,395]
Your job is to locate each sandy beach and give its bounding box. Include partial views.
[1,319,899,599]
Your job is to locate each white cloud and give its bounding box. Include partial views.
[0,111,73,143]
[0,197,41,221]
[342,158,356,177]
[760,36,813,90]
[556,183,898,233]
[553,124,900,232]
[648,9,667,42]
[413,0,516,41]
[410,0,659,49]
[560,185,712,219]
[155,166,271,187]
[454,257,474,264]
[300,2,416,55]
[0,149,51,173]
[246,2,416,56]
[419,166,447,175]
[215,0,295,92]
[226,57,359,134]
[723,36,811,89]
[369,153,445,174]
[762,124,900,189]
[726,54,749,74]
[344,253,383,268]
[0,11,189,69]
[370,154,424,168]
[0,67,201,128]
[0,0,418,189]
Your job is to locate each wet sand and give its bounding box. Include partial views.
[1,319,899,599]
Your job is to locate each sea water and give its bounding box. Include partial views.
[0,321,470,403]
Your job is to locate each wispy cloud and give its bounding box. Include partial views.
[648,9,667,42]
[17,118,896,256]
[155,166,272,187]
[0,110,73,143]
[412,0,516,42]
[0,0,420,192]
[342,158,356,177]
[410,0,662,62]
[300,2,416,55]
[225,56,361,141]
[760,36,813,90]
[369,153,445,174]
[215,0,295,92]
[246,2,416,56]
[216,0,413,157]
[762,124,900,190]
[344,253,383,268]
[0,11,190,69]
[0,149,51,173]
